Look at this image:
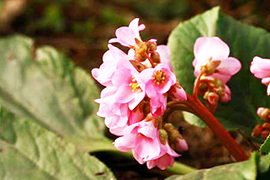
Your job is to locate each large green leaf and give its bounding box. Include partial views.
[260,135,270,154]
[166,153,258,180]
[0,107,115,180]
[168,7,270,135]
[0,35,113,152]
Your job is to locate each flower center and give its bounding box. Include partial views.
[152,70,166,85]
[129,76,142,92]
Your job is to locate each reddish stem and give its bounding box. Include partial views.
[184,94,249,161]
[193,70,204,99]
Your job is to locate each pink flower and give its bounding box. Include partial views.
[114,120,161,162]
[170,84,187,101]
[140,63,186,116]
[149,94,167,117]
[95,87,129,135]
[95,86,144,135]
[111,62,146,110]
[193,37,241,83]
[91,44,132,86]
[109,18,146,47]
[146,142,180,170]
[220,85,231,102]
[141,63,177,97]
[250,56,270,95]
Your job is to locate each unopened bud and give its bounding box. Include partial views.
[261,130,270,139]
[257,107,270,121]
[251,125,263,137]
[175,138,188,153]
[150,51,161,63]
[135,42,148,61]
[262,122,270,131]
[130,60,146,72]
[163,123,181,142]
[146,40,157,51]
[204,91,219,105]
[204,60,221,75]
[159,129,168,145]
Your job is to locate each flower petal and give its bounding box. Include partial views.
[194,37,230,63]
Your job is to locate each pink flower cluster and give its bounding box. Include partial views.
[192,37,241,106]
[92,18,188,169]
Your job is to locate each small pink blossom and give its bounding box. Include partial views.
[91,45,132,86]
[150,94,167,117]
[114,120,161,162]
[141,63,177,97]
[193,37,241,83]
[250,56,270,95]
[95,86,144,135]
[114,120,181,169]
[170,84,187,101]
[140,63,180,116]
[109,18,146,47]
[111,63,146,110]
[146,142,180,170]
[220,85,231,102]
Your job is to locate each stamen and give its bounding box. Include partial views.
[152,70,167,85]
[129,76,142,92]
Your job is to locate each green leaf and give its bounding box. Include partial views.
[166,153,258,180]
[0,35,113,152]
[0,107,115,180]
[260,135,270,154]
[258,153,270,174]
[168,7,270,135]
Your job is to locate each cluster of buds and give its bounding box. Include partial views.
[192,37,241,112]
[92,18,188,169]
[251,107,270,139]
[250,57,270,139]
[198,76,231,112]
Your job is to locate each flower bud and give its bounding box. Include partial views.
[257,107,270,121]
[204,91,219,105]
[203,60,221,75]
[163,123,181,142]
[175,138,188,153]
[261,130,270,139]
[159,129,168,145]
[130,60,146,72]
[262,122,270,131]
[150,51,161,63]
[146,40,157,51]
[251,125,263,137]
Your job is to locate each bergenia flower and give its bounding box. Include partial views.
[141,63,177,97]
[91,44,132,86]
[193,36,241,83]
[250,56,270,95]
[111,62,146,110]
[109,18,146,47]
[93,18,189,170]
[140,63,182,116]
[114,120,161,162]
[114,120,180,169]
[95,86,129,135]
[146,142,180,170]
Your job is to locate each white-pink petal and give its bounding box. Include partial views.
[194,36,230,64]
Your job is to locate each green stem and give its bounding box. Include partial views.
[83,137,196,174]
[167,161,196,174]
